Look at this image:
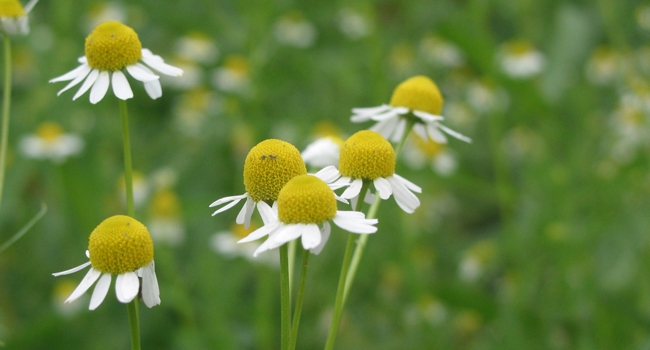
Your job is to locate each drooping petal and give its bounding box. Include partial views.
[65,267,102,303]
[89,273,112,310]
[236,196,256,228]
[387,176,420,213]
[412,123,428,141]
[391,118,407,143]
[267,224,306,250]
[368,109,399,122]
[210,193,246,216]
[341,178,363,199]
[393,173,422,193]
[412,110,444,122]
[256,201,278,225]
[144,79,163,99]
[141,261,161,308]
[55,65,92,97]
[24,0,39,13]
[238,221,282,243]
[141,49,184,76]
[89,71,110,104]
[333,211,378,234]
[426,122,448,144]
[125,63,159,82]
[310,221,331,255]
[437,123,472,143]
[313,165,341,184]
[115,272,140,303]
[52,261,91,276]
[72,69,100,100]
[49,62,90,83]
[373,177,392,200]
[112,70,134,100]
[300,224,321,250]
[351,104,392,116]
[370,115,400,141]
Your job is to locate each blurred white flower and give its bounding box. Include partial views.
[19,121,84,163]
[337,8,371,40]
[273,11,317,48]
[0,0,38,36]
[636,5,650,31]
[211,55,251,94]
[420,35,464,68]
[173,87,222,137]
[161,59,202,90]
[402,134,457,177]
[585,47,622,86]
[210,223,278,266]
[459,239,497,283]
[465,79,509,115]
[497,40,545,79]
[301,136,343,169]
[174,32,218,64]
[118,170,150,208]
[52,279,86,317]
[84,2,126,32]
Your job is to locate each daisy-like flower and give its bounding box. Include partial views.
[52,215,160,310]
[351,76,471,144]
[49,21,183,104]
[497,40,545,79]
[210,139,308,228]
[211,54,251,94]
[18,121,84,163]
[147,188,185,246]
[334,130,422,213]
[0,0,38,36]
[301,136,344,169]
[273,11,317,48]
[239,174,378,256]
[402,133,457,177]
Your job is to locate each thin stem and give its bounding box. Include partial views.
[120,100,135,218]
[288,249,310,350]
[0,34,11,215]
[280,244,291,350]
[324,181,370,350]
[127,299,141,350]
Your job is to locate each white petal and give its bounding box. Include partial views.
[72,69,99,101]
[350,114,372,123]
[369,109,399,122]
[267,224,305,249]
[210,193,247,207]
[49,62,90,83]
[393,173,422,193]
[351,105,391,116]
[300,224,321,250]
[427,123,448,144]
[313,165,340,184]
[238,221,282,243]
[310,221,331,255]
[141,261,161,308]
[24,0,39,13]
[126,63,159,82]
[89,71,110,104]
[115,272,140,303]
[373,177,392,200]
[89,273,112,310]
[112,71,134,100]
[256,201,278,225]
[387,176,420,213]
[141,50,184,76]
[144,79,163,99]
[65,267,102,303]
[413,123,428,140]
[370,116,400,140]
[391,118,406,143]
[341,178,363,199]
[438,123,472,143]
[333,211,378,234]
[412,110,444,122]
[52,261,91,276]
[236,196,256,228]
[55,65,92,96]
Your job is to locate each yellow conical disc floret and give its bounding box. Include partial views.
[278,175,337,224]
[0,0,25,17]
[243,139,307,202]
[88,215,154,275]
[339,130,395,180]
[85,21,143,71]
[35,122,64,143]
[389,76,444,115]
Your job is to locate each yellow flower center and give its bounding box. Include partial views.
[88,215,154,275]
[35,122,64,143]
[505,41,535,56]
[389,76,444,115]
[85,21,143,71]
[0,0,25,17]
[150,189,180,218]
[277,175,337,224]
[231,223,257,239]
[338,130,395,180]
[224,55,249,75]
[243,139,306,202]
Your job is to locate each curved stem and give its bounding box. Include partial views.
[324,181,370,350]
[0,34,12,215]
[279,244,291,350]
[288,249,310,350]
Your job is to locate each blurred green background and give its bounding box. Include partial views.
[1,0,649,349]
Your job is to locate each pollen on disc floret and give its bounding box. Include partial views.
[88,215,154,275]
[390,75,444,115]
[85,21,143,71]
[339,130,395,180]
[0,0,25,17]
[277,174,337,224]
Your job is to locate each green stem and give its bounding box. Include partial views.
[288,249,310,350]
[324,181,370,350]
[0,34,11,215]
[120,100,135,218]
[280,244,291,350]
[120,100,139,350]
[127,299,141,350]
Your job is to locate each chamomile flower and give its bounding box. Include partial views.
[402,133,457,177]
[211,54,251,94]
[0,0,38,36]
[351,76,471,144]
[497,40,545,79]
[147,189,185,246]
[335,130,422,213]
[273,11,317,48]
[239,174,378,257]
[18,121,84,163]
[301,136,344,169]
[52,215,160,310]
[49,21,183,104]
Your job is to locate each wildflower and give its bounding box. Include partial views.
[585,47,621,86]
[173,87,222,136]
[211,54,251,94]
[465,79,509,115]
[273,11,316,48]
[337,8,372,40]
[49,21,183,104]
[174,32,218,64]
[83,2,126,32]
[238,174,377,256]
[301,136,344,169]
[351,76,471,144]
[497,40,545,79]
[211,223,278,265]
[118,171,150,208]
[402,133,457,177]
[147,189,185,246]
[18,121,84,163]
[0,0,38,36]
[335,130,422,213]
[458,239,497,283]
[52,215,160,310]
[419,35,464,68]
